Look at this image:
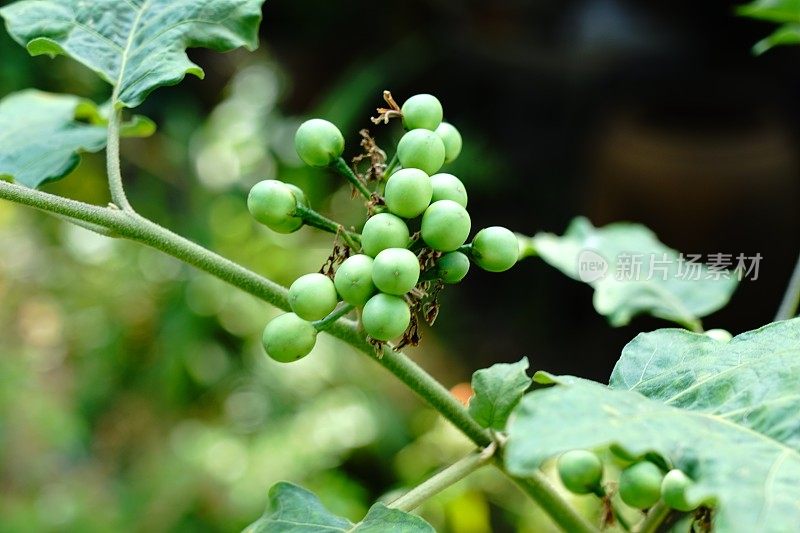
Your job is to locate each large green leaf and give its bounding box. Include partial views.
[1,0,265,108]
[0,90,154,188]
[468,357,531,431]
[610,319,800,450]
[245,482,434,533]
[505,319,800,532]
[528,217,738,329]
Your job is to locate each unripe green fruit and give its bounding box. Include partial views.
[618,461,664,509]
[401,94,443,131]
[384,168,433,218]
[288,273,339,321]
[435,122,463,163]
[248,180,303,233]
[557,450,604,495]
[430,173,468,207]
[262,313,318,363]
[372,248,420,296]
[471,226,519,272]
[361,213,411,257]
[661,470,696,512]
[705,329,733,342]
[362,293,411,341]
[397,129,446,175]
[421,200,471,252]
[437,252,470,284]
[334,254,377,306]
[294,118,345,167]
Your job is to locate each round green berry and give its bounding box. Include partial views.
[619,461,664,509]
[471,226,519,273]
[288,273,339,321]
[421,200,471,252]
[361,213,410,257]
[362,293,411,341]
[661,470,696,512]
[334,254,377,307]
[397,129,446,175]
[435,122,463,163]
[436,252,470,284]
[262,313,318,363]
[401,94,443,131]
[248,180,303,233]
[294,118,344,167]
[705,329,732,342]
[430,173,468,207]
[557,450,604,495]
[372,248,420,296]
[384,168,433,218]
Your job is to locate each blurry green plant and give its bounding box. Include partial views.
[1,2,799,532]
[738,0,800,54]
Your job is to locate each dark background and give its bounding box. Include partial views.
[260,0,800,379]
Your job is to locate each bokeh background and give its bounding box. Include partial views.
[1,0,799,531]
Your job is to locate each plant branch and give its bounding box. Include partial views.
[775,250,800,321]
[635,502,670,533]
[389,445,496,512]
[501,462,598,533]
[295,204,361,246]
[313,303,355,331]
[0,178,596,532]
[331,157,372,200]
[106,109,134,212]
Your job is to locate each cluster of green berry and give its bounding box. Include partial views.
[247,93,521,363]
[557,449,702,513]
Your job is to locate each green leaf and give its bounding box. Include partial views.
[1,0,265,108]
[468,357,531,430]
[245,482,434,533]
[0,89,154,188]
[737,0,800,23]
[529,217,738,329]
[610,319,800,450]
[506,318,800,532]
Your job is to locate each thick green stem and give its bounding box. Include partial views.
[331,157,372,199]
[501,462,597,533]
[0,117,599,532]
[775,250,800,321]
[313,303,355,331]
[106,109,133,212]
[0,178,595,532]
[389,446,495,512]
[294,204,361,248]
[635,502,670,533]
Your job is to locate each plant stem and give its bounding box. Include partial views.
[294,204,361,246]
[0,179,597,532]
[331,157,372,200]
[389,446,495,512]
[635,502,670,533]
[383,153,399,179]
[313,303,355,331]
[106,109,133,212]
[775,250,800,321]
[502,462,597,533]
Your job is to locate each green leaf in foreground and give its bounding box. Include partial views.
[506,318,800,532]
[245,482,434,533]
[528,217,738,329]
[0,90,154,188]
[1,0,265,108]
[468,357,531,430]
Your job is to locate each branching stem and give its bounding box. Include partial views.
[0,109,599,533]
[331,156,372,199]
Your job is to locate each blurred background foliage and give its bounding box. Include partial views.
[1,1,799,532]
